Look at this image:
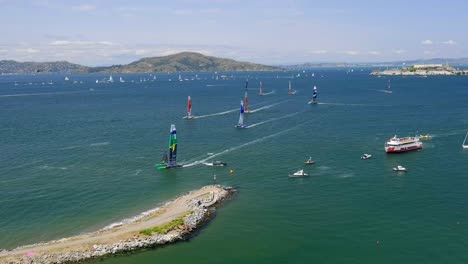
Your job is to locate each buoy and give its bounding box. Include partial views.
[230,169,234,174]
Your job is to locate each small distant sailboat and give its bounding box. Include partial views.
[14,82,18,86]
[235,100,247,128]
[462,131,468,149]
[312,73,315,77]
[258,81,264,96]
[384,80,393,94]
[64,76,69,81]
[155,124,182,170]
[308,86,318,104]
[96,79,99,84]
[109,75,114,83]
[183,96,195,119]
[288,81,297,95]
[119,77,125,83]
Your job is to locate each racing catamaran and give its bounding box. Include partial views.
[183,96,195,119]
[235,100,247,128]
[258,81,264,96]
[155,124,182,170]
[288,81,296,95]
[308,86,318,104]
[244,80,251,113]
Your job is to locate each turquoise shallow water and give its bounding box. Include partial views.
[1,70,468,263]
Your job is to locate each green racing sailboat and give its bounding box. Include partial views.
[155,124,182,170]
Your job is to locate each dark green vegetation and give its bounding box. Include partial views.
[139,215,188,236]
[0,52,280,74]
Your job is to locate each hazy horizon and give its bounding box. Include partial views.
[1,0,467,66]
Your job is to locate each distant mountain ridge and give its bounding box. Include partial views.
[0,60,88,74]
[0,52,280,74]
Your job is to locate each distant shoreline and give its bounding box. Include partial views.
[371,64,468,76]
[0,185,235,264]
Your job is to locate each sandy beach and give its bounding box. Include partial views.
[0,185,234,264]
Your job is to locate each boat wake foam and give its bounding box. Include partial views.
[183,120,311,167]
[0,90,103,98]
[261,91,275,96]
[193,108,239,119]
[249,100,288,113]
[317,102,391,107]
[247,111,301,128]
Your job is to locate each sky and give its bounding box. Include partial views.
[0,0,467,66]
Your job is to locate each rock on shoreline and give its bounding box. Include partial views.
[0,185,235,264]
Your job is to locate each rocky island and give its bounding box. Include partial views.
[0,185,235,264]
[371,64,468,76]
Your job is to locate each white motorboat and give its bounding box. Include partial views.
[393,165,407,172]
[361,154,372,160]
[289,169,309,177]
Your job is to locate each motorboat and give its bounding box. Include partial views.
[289,169,309,177]
[305,157,315,165]
[213,161,227,166]
[203,161,227,167]
[361,153,372,160]
[393,165,407,172]
[419,134,432,140]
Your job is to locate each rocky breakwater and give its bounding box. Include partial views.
[0,185,235,264]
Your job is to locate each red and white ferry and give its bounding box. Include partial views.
[385,135,423,153]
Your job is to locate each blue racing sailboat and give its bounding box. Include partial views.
[235,100,248,128]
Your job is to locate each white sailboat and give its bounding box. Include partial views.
[119,77,125,83]
[463,131,468,149]
[288,81,296,95]
[64,76,69,81]
[384,80,393,94]
[235,100,247,128]
[109,75,114,83]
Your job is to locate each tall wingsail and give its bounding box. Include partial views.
[235,100,247,128]
[168,124,178,167]
[313,86,317,102]
[288,80,296,95]
[309,86,318,104]
[183,96,195,119]
[259,81,264,96]
[155,124,180,170]
[187,96,192,118]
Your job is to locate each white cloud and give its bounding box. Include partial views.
[16,48,40,54]
[393,49,406,54]
[421,39,433,45]
[342,50,359,55]
[172,8,222,15]
[442,40,457,45]
[72,4,96,12]
[49,40,114,46]
[368,51,381,55]
[309,50,327,54]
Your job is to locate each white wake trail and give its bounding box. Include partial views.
[193,108,239,119]
[249,100,288,113]
[247,111,301,128]
[182,120,311,167]
[0,90,102,98]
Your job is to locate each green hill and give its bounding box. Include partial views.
[95,52,280,73]
[0,60,88,74]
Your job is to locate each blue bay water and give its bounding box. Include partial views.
[1,70,468,263]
